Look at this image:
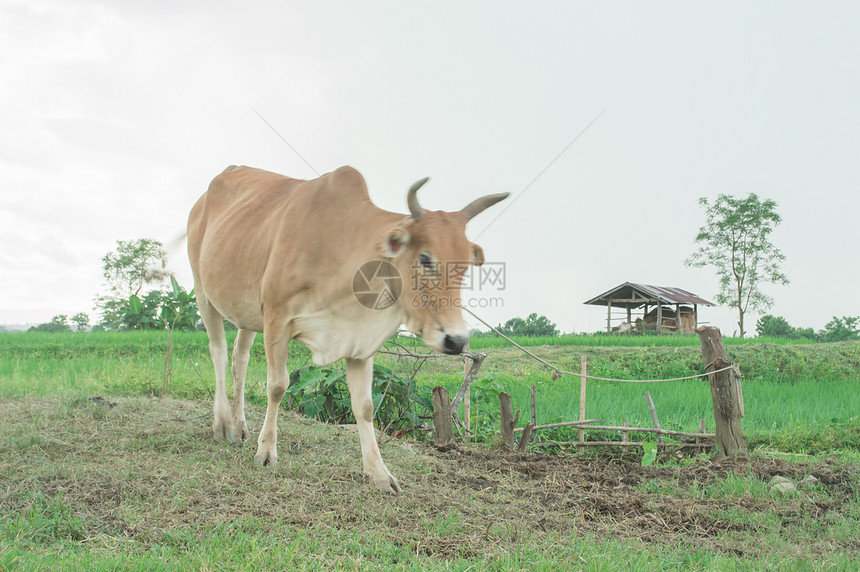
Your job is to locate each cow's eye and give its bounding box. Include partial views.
[419,253,434,270]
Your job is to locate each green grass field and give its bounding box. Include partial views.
[2,330,859,453]
[2,331,859,569]
[468,332,818,348]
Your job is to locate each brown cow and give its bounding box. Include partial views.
[187,165,507,493]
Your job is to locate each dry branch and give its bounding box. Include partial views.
[513,419,601,432]
[517,423,535,451]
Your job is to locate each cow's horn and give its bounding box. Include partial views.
[461,192,510,221]
[407,177,429,221]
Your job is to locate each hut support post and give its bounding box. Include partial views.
[606,301,612,333]
[696,326,747,461]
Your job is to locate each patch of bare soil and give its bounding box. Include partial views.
[409,444,860,557]
[2,397,858,561]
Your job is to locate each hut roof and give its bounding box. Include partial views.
[584,282,715,309]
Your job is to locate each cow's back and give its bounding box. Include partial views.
[187,167,303,326]
[188,166,300,249]
[187,165,393,332]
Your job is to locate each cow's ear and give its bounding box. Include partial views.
[471,243,485,266]
[381,227,410,257]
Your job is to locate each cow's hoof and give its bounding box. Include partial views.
[254,446,278,467]
[373,474,402,494]
[213,419,238,443]
[235,420,251,442]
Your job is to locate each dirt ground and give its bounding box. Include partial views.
[2,397,858,561]
[423,445,859,557]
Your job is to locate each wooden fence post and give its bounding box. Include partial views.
[499,392,519,450]
[622,421,629,451]
[696,326,747,461]
[578,355,587,451]
[464,357,471,437]
[530,385,537,426]
[450,352,487,439]
[432,386,453,448]
[644,391,663,450]
[695,418,707,456]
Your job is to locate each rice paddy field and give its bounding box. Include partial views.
[1,330,859,569]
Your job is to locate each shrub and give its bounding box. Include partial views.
[821,316,860,342]
[755,315,795,338]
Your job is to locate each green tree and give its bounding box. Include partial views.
[820,316,859,342]
[71,312,89,332]
[96,238,201,331]
[29,315,71,333]
[685,194,789,337]
[101,238,168,297]
[99,279,200,331]
[497,313,559,337]
[755,315,795,338]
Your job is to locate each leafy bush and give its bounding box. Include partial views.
[755,315,795,338]
[755,314,859,343]
[98,277,201,331]
[28,315,71,334]
[285,363,432,434]
[821,316,860,342]
[469,374,505,441]
[496,313,559,337]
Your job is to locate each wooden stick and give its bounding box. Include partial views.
[537,440,644,448]
[514,420,713,439]
[499,392,515,450]
[451,352,486,412]
[513,419,601,432]
[533,423,713,438]
[578,355,587,449]
[530,385,537,426]
[451,352,486,439]
[733,362,745,418]
[464,357,471,437]
[517,423,534,452]
[431,386,453,447]
[622,421,629,450]
[645,391,664,449]
[533,441,713,449]
[696,418,706,455]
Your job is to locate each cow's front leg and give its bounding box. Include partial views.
[346,357,401,494]
[255,328,290,467]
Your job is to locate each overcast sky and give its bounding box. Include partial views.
[2,1,858,336]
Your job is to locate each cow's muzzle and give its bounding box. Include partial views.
[442,334,467,355]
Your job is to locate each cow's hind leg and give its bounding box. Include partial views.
[197,295,238,443]
[346,358,401,494]
[255,326,291,467]
[230,329,257,441]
